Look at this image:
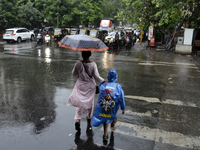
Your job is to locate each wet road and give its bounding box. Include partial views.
[0,40,200,150]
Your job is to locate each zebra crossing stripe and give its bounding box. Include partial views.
[138,62,198,69]
[125,109,189,123]
[125,110,156,118]
[125,95,160,103]
[112,121,200,149]
[139,61,196,66]
[163,99,198,108]
[125,95,198,108]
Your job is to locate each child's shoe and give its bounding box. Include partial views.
[103,134,108,140]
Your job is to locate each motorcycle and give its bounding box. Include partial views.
[108,37,115,49]
[37,33,44,44]
[108,37,119,49]
[45,34,51,46]
[132,35,136,45]
[125,36,132,48]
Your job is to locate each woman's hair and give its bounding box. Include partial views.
[82,51,91,59]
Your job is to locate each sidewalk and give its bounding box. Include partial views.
[139,41,200,62]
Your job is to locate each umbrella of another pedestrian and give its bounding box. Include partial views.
[58,34,108,51]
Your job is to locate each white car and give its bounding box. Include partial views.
[104,31,126,44]
[3,27,35,43]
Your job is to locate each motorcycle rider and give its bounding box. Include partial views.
[127,31,133,47]
[39,29,45,41]
[115,31,120,49]
[45,31,51,44]
[36,29,45,44]
[39,29,45,36]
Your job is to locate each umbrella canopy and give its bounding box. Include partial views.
[58,35,108,51]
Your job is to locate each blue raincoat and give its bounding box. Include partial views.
[91,69,125,127]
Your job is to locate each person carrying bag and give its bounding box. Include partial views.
[67,51,106,132]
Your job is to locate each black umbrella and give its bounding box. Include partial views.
[58,34,108,51]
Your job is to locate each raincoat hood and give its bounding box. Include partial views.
[107,69,118,83]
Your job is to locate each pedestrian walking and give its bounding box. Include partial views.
[91,69,125,142]
[67,51,106,132]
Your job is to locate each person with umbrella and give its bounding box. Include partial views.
[67,51,106,132]
[58,35,108,132]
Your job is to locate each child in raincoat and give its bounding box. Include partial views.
[91,69,125,140]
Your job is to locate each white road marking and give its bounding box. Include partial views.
[125,95,160,103]
[125,95,198,108]
[112,121,200,149]
[125,110,157,118]
[125,109,191,123]
[138,63,199,69]
[138,62,199,69]
[164,99,198,108]
[139,61,196,66]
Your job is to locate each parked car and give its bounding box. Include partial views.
[3,27,35,43]
[104,31,126,45]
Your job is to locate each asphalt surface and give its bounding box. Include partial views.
[0,38,200,150]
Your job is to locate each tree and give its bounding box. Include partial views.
[119,0,200,48]
[19,1,43,28]
[61,0,103,28]
[101,0,127,26]
[0,0,20,29]
[41,0,74,28]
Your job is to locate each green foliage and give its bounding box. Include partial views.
[1,0,199,31]
[19,1,43,28]
[118,0,199,32]
[0,0,20,29]
[101,0,127,25]
[42,0,103,28]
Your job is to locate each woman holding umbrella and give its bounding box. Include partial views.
[58,35,108,132]
[67,51,106,132]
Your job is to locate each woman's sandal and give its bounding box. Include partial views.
[75,121,81,131]
[87,118,92,131]
[103,134,108,140]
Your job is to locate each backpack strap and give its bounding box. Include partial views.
[81,61,92,78]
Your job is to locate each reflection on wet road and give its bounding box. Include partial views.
[0,41,200,150]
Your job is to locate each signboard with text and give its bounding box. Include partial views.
[148,26,153,40]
